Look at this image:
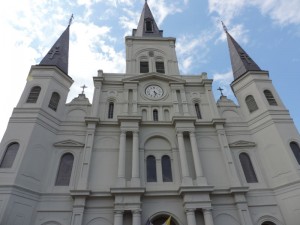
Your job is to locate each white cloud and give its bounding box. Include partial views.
[212,70,234,98]
[176,31,215,74]
[208,0,300,26]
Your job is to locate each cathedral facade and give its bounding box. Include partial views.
[0,2,300,225]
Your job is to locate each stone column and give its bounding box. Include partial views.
[234,193,254,225]
[123,89,129,114]
[70,196,87,225]
[177,131,192,185]
[131,131,140,186]
[186,209,197,225]
[203,208,214,225]
[117,130,126,186]
[132,210,141,225]
[114,210,124,225]
[189,131,207,185]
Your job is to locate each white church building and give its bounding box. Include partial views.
[0,2,300,225]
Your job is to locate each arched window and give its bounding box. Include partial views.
[264,90,277,106]
[0,142,19,168]
[290,142,300,164]
[161,155,172,182]
[195,103,202,119]
[261,222,276,225]
[108,102,114,119]
[239,153,258,183]
[147,155,157,182]
[48,92,60,111]
[26,86,41,103]
[153,109,158,121]
[245,95,258,113]
[55,153,74,186]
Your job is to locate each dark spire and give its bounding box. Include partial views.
[39,19,71,75]
[223,22,262,80]
[133,1,163,37]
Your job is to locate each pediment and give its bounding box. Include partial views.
[123,73,185,83]
[53,140,85,148]
[229,140,256,148]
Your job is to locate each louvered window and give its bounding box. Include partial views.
[290,142,300,165]
[239,153,258,183]
[55,153,74,186]
[48,92,60,111]
[245,95,258,113]
[26,86,41,103]
[0,142,19,168]
[156,61,165,73]
[140,61,149,73]
[264,90,277,106]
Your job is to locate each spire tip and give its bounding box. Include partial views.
[221,21,228,33]
[69,14,74,26]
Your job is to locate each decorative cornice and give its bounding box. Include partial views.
[229,140,256,148]
[53,139,85,148]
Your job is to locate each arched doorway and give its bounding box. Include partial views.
[151,215,177,225]
[262,222,276,225]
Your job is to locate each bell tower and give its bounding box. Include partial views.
[125,1,180,75]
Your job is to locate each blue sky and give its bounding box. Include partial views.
[0,0,300,138]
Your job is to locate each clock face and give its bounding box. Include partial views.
[145,85,164,99]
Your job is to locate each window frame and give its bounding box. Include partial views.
[108,102,114,119]
[146,155,157,182]
[264,90,277,106]
[153,109,158,121]
[55,153,74,186]
[48,92,60,111]
[145,20,153,33]
[140,61,149,73]
[195,103,202,119]
[155,61,165,74]
[245,95,258,113]
[290,141,300,165]
[26,86,41,103]
[0,142,20,169]
[239,152,258,183]
[161,155,173,182]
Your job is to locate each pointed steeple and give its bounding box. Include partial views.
[223,23,262,80]
[39,23,71,75]
[133,1,163,37]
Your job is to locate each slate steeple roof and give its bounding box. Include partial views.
[133,1,163,37]
[223,23,262,80]
[39,24,70,75]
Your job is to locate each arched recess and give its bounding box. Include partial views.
[142,133,176,149]
[40,221,62,225]
[148,212,181,225]
[86,217,112,225]
[256,215,283,225]
[214,213,240,225]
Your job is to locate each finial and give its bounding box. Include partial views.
[217,87,224,97]
[69,14,74,26]
[221,21,228,33]
[80,85,87,94]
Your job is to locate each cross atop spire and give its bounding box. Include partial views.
[223,24,262,80]
[132,1,163,37]
[39,17,72,75]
